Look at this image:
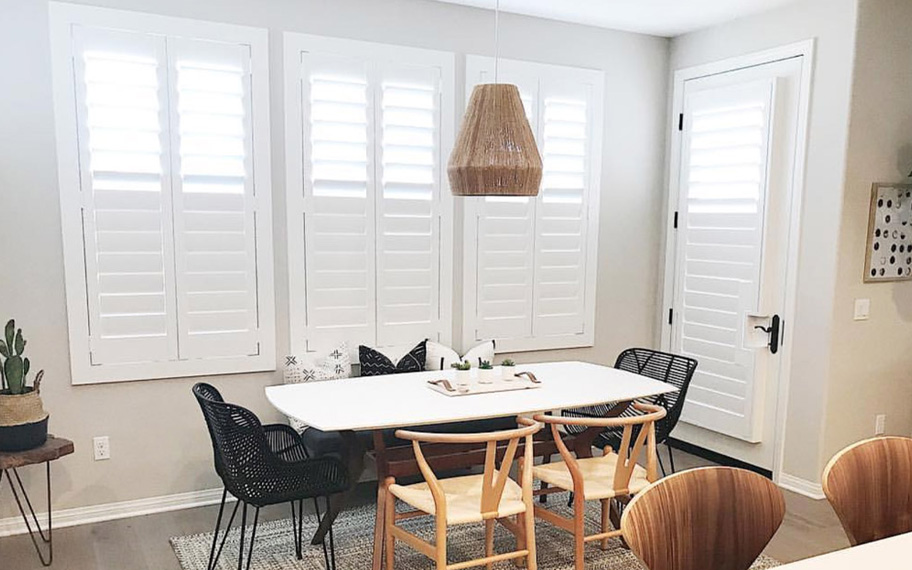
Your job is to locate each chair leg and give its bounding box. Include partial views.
[326,496,337,570]
[657,449,667,477]
[569,496,584,570]
[600,499,610,550]
[484,519,495,570]
[237,502,248,570]
[435,516,448,570]
[667,442,677,474]
[245,507,260,570]
[207,488,237,570]
[513,515,526,568]
[384,484,396,570]
[291,501,302,560]
[523,510,537,570]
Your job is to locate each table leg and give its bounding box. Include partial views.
[3,463,54,566]
[311,430,366,546]
[571,401,632,458]
[371,431,390,570]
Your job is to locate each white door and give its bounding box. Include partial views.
[668,57,804,470]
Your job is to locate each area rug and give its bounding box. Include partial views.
[171,496,779,570]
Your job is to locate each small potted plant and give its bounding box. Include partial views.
[0,320,48,452]
[501,358,516,380]
[451,360,472,387]
[478,360,497,384]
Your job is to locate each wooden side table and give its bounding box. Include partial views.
[0,436,74,566]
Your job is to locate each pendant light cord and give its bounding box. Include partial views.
[494,0,500,83]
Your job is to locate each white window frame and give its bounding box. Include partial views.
[462,57,604,354]
[284,33,455,355]
[49,2,275,384]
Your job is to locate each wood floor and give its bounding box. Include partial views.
[1,449,850,570]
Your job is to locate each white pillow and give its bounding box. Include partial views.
[283,341,351,432]
[426,340,495,371]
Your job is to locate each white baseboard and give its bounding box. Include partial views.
[777,472,825,500]
[0,487,232,538]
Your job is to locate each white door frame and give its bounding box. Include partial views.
[659,40,816,484]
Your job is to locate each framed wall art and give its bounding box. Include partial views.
[864,183,912,282]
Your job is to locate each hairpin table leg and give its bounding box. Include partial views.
[4,462,54,566]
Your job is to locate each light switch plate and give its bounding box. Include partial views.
[854,298,871,321]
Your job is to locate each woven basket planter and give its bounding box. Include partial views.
[0,386,49,452]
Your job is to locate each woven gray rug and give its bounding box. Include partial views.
[171,497,780,569]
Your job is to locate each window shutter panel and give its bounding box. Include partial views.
[532,80,592,337]
[168,39,261,359]
[301,54,376,349]
[376,64,442,346]
[72,27,178,365]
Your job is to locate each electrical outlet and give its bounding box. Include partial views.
[93,436,110,461]
[854,298,871,321]
[875,414,886,436]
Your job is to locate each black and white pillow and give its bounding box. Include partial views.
[359,340,427,376]
[283,342,351,431]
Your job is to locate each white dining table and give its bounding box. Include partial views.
[265,360,676,570]
[776,533,912,568]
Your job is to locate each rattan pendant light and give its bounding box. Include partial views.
[448,0,542,197]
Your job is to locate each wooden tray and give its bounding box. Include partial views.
[426,376,541,397]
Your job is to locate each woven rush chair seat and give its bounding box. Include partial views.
[533,452,651,501]
[390,472,526,524]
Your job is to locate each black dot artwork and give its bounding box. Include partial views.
[867,186,912,281]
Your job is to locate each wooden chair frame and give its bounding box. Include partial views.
[384,418,542,570]
[531,403,666,570]
[822,436,912,546]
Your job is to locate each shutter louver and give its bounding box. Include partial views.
[74,28,177,365]
[464,57,602,352]
[533,91,590,336]
[376,66,442,345]
[170,39,260,359]
[302,55,376,348]
[675,81,773,440]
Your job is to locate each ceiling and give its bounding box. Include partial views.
[431,0,800,37]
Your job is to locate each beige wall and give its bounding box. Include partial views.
[668,0,859,483]
[0,0,669,517]
[823,0,912,462]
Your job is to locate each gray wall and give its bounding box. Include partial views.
[0,0,669,517]
[669,0,859,483]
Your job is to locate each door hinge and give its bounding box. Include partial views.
[678,113,684,131]
[668,308,674,325]
[673,211,679,229]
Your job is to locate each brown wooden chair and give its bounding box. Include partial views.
[384,418,542,570]
[621,467,785,570]
[822,436,912,546]
[530,402,666,570]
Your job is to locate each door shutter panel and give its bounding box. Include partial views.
[376,64,443,345]
[169,38,261,359]
[533,81,591,337]
[675,80,774,441]
[72,27,178,365]
[301,53,376,349]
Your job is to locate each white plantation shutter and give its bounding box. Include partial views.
[376,65,443,346]
[673,80,775,441]
[533,84,592,337]
[301,54,376,348]
[464,57,603,353]
[286,35,454,354]
[169,39,262,359]
[72,28,177,366]
[51,5,274,384]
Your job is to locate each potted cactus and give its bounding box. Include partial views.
[501,358,516,380]
[0,320,48,451]
[451,360,472,387]
[478,360,497,384]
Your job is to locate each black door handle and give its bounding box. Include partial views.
[754,314,781,355]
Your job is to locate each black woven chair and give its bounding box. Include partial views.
[193,383,349,570]
[563,348,698,475]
